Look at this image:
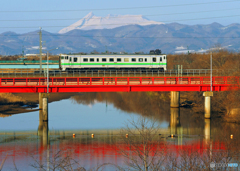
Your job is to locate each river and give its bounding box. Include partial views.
[0,92,239,170]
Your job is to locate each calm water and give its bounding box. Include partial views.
[0,92,240,170]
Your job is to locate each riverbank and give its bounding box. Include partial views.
[0,93,77,116]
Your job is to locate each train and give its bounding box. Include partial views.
[59,49,167,71]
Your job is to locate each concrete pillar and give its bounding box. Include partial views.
[39,93,43,127]
[170,108,180,135]
[170,91,180,108]
[42,93,50,122]
[203,92,213,119]
[39,93,43,109]
[38,93,43,136]
[43,97,48,121]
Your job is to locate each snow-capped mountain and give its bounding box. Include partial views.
[58,12,164,34]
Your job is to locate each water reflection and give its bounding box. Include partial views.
[1,117,240,170]
[71,92,171,122]
[170,108,181,136]
[0,92,240,170]
[38,105,49,147]
[204,119,211,142]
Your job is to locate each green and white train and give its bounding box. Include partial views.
[59,53,167,71]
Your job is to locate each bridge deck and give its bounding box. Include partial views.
[0,76,238,93]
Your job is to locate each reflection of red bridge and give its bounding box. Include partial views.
[0,76,238,93]
[0,140,226,161]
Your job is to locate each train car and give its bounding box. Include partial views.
[59,53,167,71]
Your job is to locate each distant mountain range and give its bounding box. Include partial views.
[59,12,164,34]
[0,13,239,55]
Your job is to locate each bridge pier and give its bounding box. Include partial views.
[42,93,49,122]
[170,91,180,108]
[203,92,213,119]
[38,93,43,135]
[38,93,49,147]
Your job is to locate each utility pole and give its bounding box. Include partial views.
[210,51,212,91]
[105,45,108,53]
[39,27,42,73]
[22,45,24,58]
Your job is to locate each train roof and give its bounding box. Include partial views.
[60,53,166,56]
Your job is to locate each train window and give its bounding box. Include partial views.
[61,56,64,59]
[83,58,88,62]
[74,58,77,62]
[97,58,99,62]
[139,58,143,62]
[164,56,165,59]
[69,57,72,62]
[145,58,147,62]
[160,57,162,62]
[117,58,121,62]
[90,58,94,62]
[65,56,68,60]
[102,58,106,62]
[124,58,129,62]
[153,58,156,62]
[132,58,136,62]
[110,58,114,62]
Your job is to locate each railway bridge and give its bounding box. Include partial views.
[0,75,239,120]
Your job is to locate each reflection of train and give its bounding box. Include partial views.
[59,50,167,71]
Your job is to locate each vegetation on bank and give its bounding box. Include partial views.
[0,93,77,116]
[167,50,240,72]
[167,51,240,122]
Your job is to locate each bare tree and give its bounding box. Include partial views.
[118,117,166,171]
[165,125,240,171]
[30,149,120,171]
[0,153,8,171]
[31,149,86,171]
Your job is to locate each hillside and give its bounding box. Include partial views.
[0,23,239,55]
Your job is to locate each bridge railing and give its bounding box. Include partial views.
[0,69,236,78]
[0,76,238,87]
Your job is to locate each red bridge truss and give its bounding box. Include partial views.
[0,76,239,93]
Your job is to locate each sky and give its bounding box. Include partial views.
[0,0,240,34]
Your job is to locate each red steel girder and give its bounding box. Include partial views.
[0,76,238,93]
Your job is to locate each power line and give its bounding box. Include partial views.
[43,36,240,39]
[0,14,239,29]
[1,7,240,22]
[0,0,239,13]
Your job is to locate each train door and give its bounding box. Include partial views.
[151,56,156,68]
[64,56,69,70]
[116,57,121,69]
[159,56,163,67]
[69,57,73,69]
[73,57,79,69]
